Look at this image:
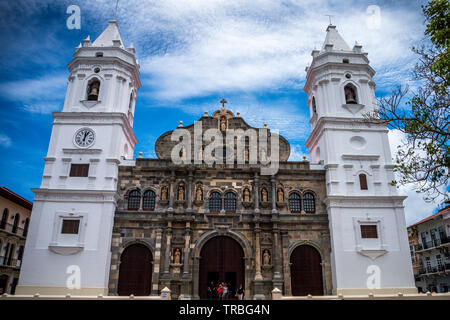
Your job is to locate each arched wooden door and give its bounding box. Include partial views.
[199,236,244,299]
[290,245,323,296]
[117,244,153,296]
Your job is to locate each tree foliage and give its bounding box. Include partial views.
[366,0,449,202]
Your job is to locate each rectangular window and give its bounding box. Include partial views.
[361,225,378,238]
[69,164,89,177]
[61,219,80,234]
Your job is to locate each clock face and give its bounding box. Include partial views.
[74,128,95,148]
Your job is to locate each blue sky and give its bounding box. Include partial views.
[0,0,443,225]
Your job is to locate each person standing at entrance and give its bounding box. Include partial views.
[222,282,228,300]
[236,284,244,300]
[207,281,215,300]
[217,283,223,300]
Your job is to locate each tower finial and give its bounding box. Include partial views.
[325,14,334,25]
[220,99,227,108]
[114,0,120,20]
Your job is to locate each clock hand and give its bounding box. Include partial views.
[83,131,88,142]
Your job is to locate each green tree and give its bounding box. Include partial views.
[366,0,449,202]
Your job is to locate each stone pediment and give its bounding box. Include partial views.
[154,106,291,162]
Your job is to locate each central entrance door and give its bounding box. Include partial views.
[199,236,244,299]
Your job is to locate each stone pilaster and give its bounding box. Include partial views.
[161,225,172,279]
[168,170,175,212]
[281,231,291,295]
[253,172,260,213]
[271,175,277,214]
[151,228,163,295]
[187,170,193,212]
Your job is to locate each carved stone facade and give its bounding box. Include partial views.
[108,109,332,299]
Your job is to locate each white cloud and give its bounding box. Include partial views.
[0,74,67,102]
[23,103,62,114]
[387,129,444,226]
[0,134,12,147]
[289,144,308,161]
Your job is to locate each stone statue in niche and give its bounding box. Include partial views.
[261,188,268,202]
[263,249,271,265]
[161,186,168,200]
[178,185,185,200]
[196,186,203,201]
[243,188,251,202]
[173,248,181,264]
[277,188,284,202]
[220,116,227,131]
[260,148,266,162]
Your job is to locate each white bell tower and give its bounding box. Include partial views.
[305,25,417,295]
[17,20,140,295]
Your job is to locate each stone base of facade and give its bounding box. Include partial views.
[334,287,418,295]
[15,285,108,296]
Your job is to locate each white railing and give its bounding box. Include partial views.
[0,287,171,300]
[271,288,450,300]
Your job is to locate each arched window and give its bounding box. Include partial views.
[23,218,30,237]
[224,192,237,213]
[127,190,141,210]
[303,193,316,213]
[209,192,222,213]
[359,174,368,190]
[7,244,15,266]
[12,213,19,234]
[0,208,8,229]
[289,193,301,213]
[87,78,100,101]
[143,190,156,211]
[344,84,357,104]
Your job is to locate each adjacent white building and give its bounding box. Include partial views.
[409,206,450,293]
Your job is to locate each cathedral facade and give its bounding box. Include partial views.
[16,21,417,298]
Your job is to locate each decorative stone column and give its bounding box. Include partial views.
[161,225,172,280]
[253,225,265,300]
[254,230,263,280]
[281,231,291,296]
[253,172,260,213]
[182,223,191,278]
[192,256,201,300]
[181,222,192,298]
[151,228,163,295]
[271,175,277,214]
[272,231,282,279]
[168,170,175,212]
[186,170,193,212]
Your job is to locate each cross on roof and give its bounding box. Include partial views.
[220,99,227,108]
[325,14,334,25]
